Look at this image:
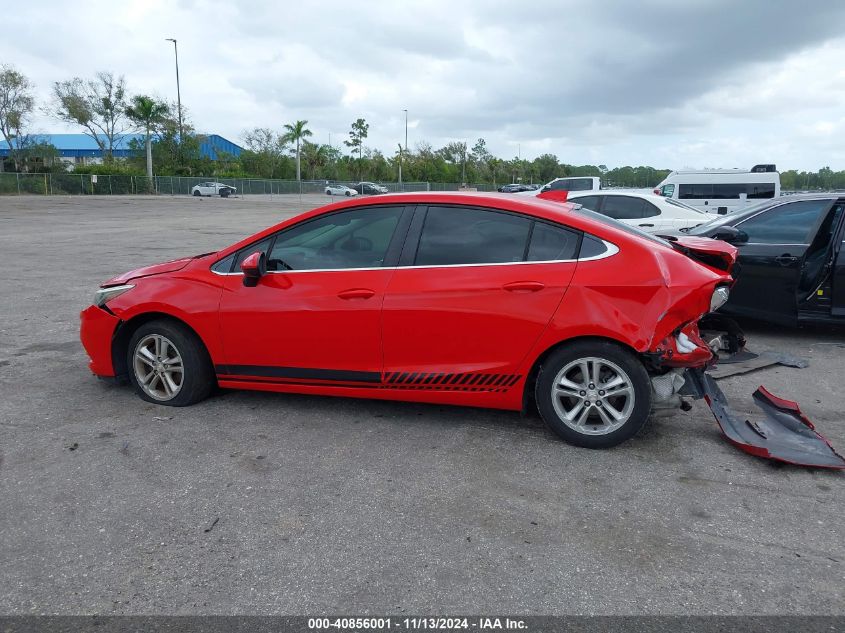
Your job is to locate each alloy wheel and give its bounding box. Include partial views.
[551,356,635,435]
[133,334,184,401]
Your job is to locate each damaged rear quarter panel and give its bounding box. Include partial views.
[520,236,734,369]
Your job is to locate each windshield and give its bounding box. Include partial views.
[683,200,777,235]
[573,206,671,247]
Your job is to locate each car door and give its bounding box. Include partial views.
[726,199,834,324]
[217,205,412,383]
[381,204,580,386]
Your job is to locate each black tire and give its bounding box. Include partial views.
[326,190,332,195]
[220,189,230,198]
[126,319,215,407]
[345,191,351,196]
[192,189,200,196]
[535,340,652,449]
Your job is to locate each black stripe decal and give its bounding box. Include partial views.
[215,365,381,383]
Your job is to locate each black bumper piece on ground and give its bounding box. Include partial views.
[684,368,845,469]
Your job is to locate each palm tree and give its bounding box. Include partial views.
[125,95,170,179]
[282,120,313,181]
[301,141,329,180]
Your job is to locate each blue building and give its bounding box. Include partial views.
[0,133,243,167]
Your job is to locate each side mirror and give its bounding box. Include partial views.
[711,226,748,244]
[241,251,267,287]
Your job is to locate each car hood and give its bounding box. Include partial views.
[661,235,738,274]
[102,256,196,286]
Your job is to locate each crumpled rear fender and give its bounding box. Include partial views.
[684,368,845,469]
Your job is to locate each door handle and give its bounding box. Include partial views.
[503,281,545,292]
[338,288,376,300]
[638,223,654,227]
[775,255,798,266]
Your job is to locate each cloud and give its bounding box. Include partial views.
[6,0,845,170]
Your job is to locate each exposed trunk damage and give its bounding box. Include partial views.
[684,368,845,469]
[641,239,844,468]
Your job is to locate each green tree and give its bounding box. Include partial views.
[282,120,312,181]
[0,65,35,172]
[125,95,170,179]
[53,71,128,162]
[344,118,369,177]
[242,127,289,178]
[300,141,330,180]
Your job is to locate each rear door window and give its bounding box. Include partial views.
[601,196,648,219]
[415,206,531,266]
[526,222,581,261]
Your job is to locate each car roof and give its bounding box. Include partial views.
[218,191,673,259]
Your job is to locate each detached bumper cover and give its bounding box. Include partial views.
[80,305,120,377]
[685,368,845,469]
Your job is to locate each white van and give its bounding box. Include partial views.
[517,176,601,196]
[653,164,780,214]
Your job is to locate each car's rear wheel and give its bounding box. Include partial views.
[220,189,230,198]
[127,320,214,407]
[326,189,332,195]
[345,191,351,196]
[192,190,200,196]
[535,340,651,448]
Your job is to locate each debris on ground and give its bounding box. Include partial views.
[684,368,845,469]
[707,350,810,379]
[204,517,220,533]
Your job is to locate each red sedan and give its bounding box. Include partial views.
[80,192,735,449]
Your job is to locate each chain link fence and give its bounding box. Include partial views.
[0,172,509,196]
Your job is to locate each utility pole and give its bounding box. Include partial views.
[165,38,183,154]
[402,109,408,191]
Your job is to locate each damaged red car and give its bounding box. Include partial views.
[80,192,735,449]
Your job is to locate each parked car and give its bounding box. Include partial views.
[191,182,237,197]
[567,191,708,233]
[677,194,845,326]
[352,182,389,195]
[81,192,736,449]
[325,183,358,197]
[498,183,534,193]
[518,177,601,196]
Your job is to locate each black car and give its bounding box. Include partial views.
[498,183,536,193]
[679,194,845,325]
[352,182,389,195]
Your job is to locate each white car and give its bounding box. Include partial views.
[191,182,237,197]
[566,191,708,233]
[325,183,359,197]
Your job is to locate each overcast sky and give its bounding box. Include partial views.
[7,0,845,170]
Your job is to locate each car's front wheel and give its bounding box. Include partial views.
[535,340,652,448]
[345,191,351,196]
[127,319,215,407]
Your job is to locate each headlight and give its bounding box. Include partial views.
[710,286,730,312]
[94,284,134,307]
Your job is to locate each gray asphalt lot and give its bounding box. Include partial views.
[0,194,843,615]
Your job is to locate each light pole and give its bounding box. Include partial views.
[401,109,408,191]
[165,38,183,146]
